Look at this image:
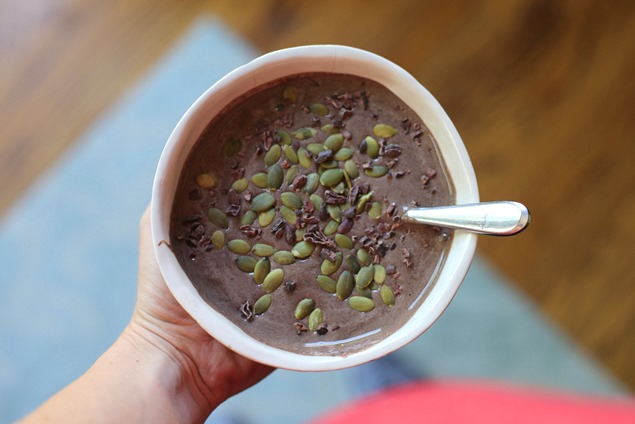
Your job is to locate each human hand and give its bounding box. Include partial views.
[125,205,273,415]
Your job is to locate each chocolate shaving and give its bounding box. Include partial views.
[337,218,354,234]
[316,323,329,335]
[320,248,338,262]
[227,189,241,206]
[303,199,315,214]
[240,301,254,322]
[317,202,329,221]
[348,185,361,206]
[383,144,402,158]
[420,168,437,185]
[285,224,296,245]
[314,150,334,164]
[342,206,356,219]
[324,190,347,204]
[283,281,297,293]
[304,225,337,249]
[294,322,308,335]
[240,225,261,238]
[292,174,307,190]
[225,203,241,217]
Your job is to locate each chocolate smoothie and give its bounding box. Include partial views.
[169,73,454,355]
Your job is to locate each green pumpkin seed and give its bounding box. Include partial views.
[267,163,283,190]
[307,142,326,155]
[310,103,329,116]
[309,193,324,210]
[320,169,344,187]
[344,160,359,179]
[258,208,276,227]
[211,230,225,250]
[321,252,343,275]
[364,165,390,178]
[335,234,354,249]
[295,228,306,242]
[294,298,316,320]
[357,248,371,266]
[272,250,296,265]
[207,207,228,229]
[196,172,217,189]
[331,181,346,194]
[294,127,317,140]
[227,239,250,254]
[308,308,324,332]
[348,296,375,312]
[343,170,352,188]
[283,145,299,164]
[276,129,292,145]
[361,136,379,159]
[231,178,248,193]
[316,275,337,294]
[374,264,387,284]
[327,204,341,223]
[324,220,339,236]
[222,137,242,157]
[368,202,382,219]
[280,192,303,210]
[324,134,344,152]
[252,243,275,257]
[373,124,398,138]
[333,147,354,161]
[262,268,284,292]
[355,192,374,214]
[380,285,395,306]
[240,210,257,226]
[284,165,299,185]
[298,147,313,168]
[302,173,319,194]
[253,258,271,284]
[253,294,272,315]
[235,255,257,273]
[251,192,276,212]
[252,172,268,188]
[355,285,373,298]
[345,254,361,274]
[336,271,355,301]
[319,160,338,169]
[264,144,282,166]
[356,265,375,289]
[283,86,298,103]
[321,123,339,134]
[280,205,298,225]
[292,241,315,259]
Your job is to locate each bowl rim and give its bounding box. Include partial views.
[151,44,479,371]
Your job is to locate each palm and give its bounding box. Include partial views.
[134,208,273,405]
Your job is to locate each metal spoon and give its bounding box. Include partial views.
[403,201,530,236]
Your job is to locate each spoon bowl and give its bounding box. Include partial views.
[404,201,530,236]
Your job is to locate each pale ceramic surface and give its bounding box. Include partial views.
[151,45,479,371]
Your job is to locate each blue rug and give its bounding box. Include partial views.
[0,19,627,423]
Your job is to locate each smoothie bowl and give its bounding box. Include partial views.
[151,45,479,371]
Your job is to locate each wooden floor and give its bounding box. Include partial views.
[2,0,634,390]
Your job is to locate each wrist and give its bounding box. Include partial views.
[118,322,216,423]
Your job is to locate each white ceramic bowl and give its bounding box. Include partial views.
[151,45,479,371]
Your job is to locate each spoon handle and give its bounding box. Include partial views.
[403,201,530,236]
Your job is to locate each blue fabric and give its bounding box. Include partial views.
[0,18,626,424]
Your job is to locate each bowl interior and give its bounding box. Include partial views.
[151,45,478,371]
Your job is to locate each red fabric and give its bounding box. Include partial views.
[310,380,635,424]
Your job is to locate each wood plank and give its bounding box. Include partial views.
[1,0,634,390]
